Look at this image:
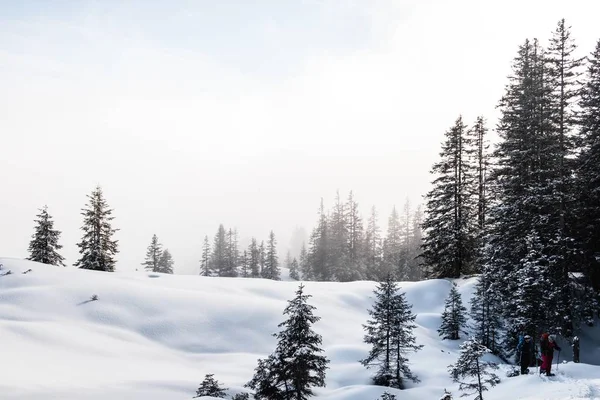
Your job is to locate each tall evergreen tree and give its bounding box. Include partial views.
[27,206,65,266]
[449,338,500,400]
[308,199,330,281]
[248,238,261,278]
[438,283,467,340]
[240,249,250,278]
[263,231,281,280]
[299,242,311,280]
[290,258,300,281]
[422,116,476,278]
[157,248,174,274]
[247,284,329,399]
[361,275,422,389]
[365,206,384,281]
[329,191,350,281]
[577,39,600,293]
[75,186,118,272]
[211,224,228,276]
[383,207,403,279]
[346,191,366,281]
[142,234,162,272]
[469,265,503,357]
[200,235,211,276]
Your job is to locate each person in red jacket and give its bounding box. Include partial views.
[540,333,561,376]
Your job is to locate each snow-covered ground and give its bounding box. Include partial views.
[1,257,600,400]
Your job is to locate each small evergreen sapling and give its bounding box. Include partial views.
[194,374,227,398]
[439,282,468,340]
[142,234,163,272]
[449,338,500,400]
[378,391,397,400]
[231,393,250,400]
[27,206,65,266]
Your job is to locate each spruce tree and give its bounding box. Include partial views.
[248,238,261,278]
[365,206,384,281]
[290,257,300,281]
[299,242,311,280]
[247,284,329,399]
[329,191,350,281]
[308,199,331,281]
[346,191,366,281]
[469,267,503,357]
[263,231,281,280]
[200,235,211,276]
[449,338,500,400]
[27,206,65,266]
[577,39,600,293]
[361,275,422,389]
[75,186,119,272]
[194,373,227,398]
[240,250,250,278]
[438,282,467,340]
[422,116,477,279]
[157,249,174,274]
[142,234,163,272]
[211,224,228,276]
[382,207,402,279]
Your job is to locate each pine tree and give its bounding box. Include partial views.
[75,186,119,272]
[221,228,238,277]
[299,242,311,280]
[408,206,424,280]
[248,238,261,278]
[157,249,174,274]
[263,231,281,280]
[290,257,300,281]
[345,190,366,281]
[382,207,402,279]
[469,266,503,357]
[365,206,384,281]
[211,224,228,277]
[449,338,500,400]
[421,116,476,278]
[247,284,329,399]
[577,39,600,293]
[240,250,250,278]
[200,235,211,276]
[142,234,163,272]
[329,190,350,281]
[194,373,227,398]
[361,275,423,389]
[27,205,65,266]
[308,199,330,281]
[439,283,468,340]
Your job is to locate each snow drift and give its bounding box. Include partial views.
[1,257,599,400]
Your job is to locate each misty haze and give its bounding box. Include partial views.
[2,1,600,399]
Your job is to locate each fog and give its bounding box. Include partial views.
[1,0,599,274]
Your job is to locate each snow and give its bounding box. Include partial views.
[1,257,600,399]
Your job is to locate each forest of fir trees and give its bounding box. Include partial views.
[421,19,600,358]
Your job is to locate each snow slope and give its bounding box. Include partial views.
[1,257,600,400]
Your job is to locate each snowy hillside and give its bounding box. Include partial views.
[1,257,600,400]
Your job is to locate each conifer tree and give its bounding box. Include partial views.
[248,238,261,278]
[142,234,163,272]
[211,224,228,276]
[263,231,281,280]
[27,206,65,266]
[577,39,600,292]
[240,250,250,278]
[308,199,330,281]
[194,373,227,398]
[299,242,311,280]
[361,275,422,389]
[365,206,384,281]
[439,283,467,340]
[449,338,500,400]
[383,207,402,279]
[200,235,211,276]
[157,249,174,274]
[345,191,366,281]
[75,186,119,272]
[329,190,350,281]
[421,116,476,279]
[290,257,300,281]
[469,267,503,356]
[247,284,329,399]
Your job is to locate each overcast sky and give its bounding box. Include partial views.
[1,0,599,274]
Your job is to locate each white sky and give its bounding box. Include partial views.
[1,0,599,274]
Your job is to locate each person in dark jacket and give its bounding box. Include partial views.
[540,333,561,376]
[517,335,534,374]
